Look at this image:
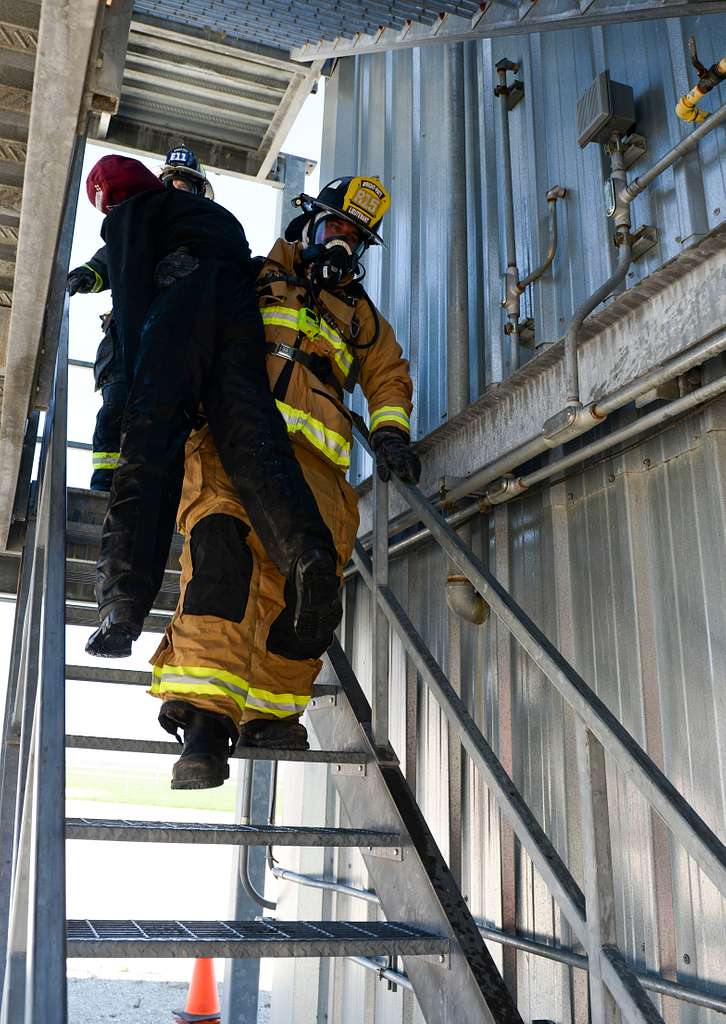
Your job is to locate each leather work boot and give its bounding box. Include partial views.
[292,548,342,648]
[85,601,143,659]
[239,717,309,751]
[159,700,239,790]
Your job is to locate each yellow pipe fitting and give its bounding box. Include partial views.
[676,55,726,122]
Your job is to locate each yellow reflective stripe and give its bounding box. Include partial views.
[370,406,410,433]
[83,263,104,293]
[261,306,352,377]
[275,399,350,468]
[245,685,310,717]
[150,664,310,718]
[92,451,120,469]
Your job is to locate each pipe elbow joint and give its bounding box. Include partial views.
[446,574,490,625]
[546,185,567,201]
[675,97,707,123]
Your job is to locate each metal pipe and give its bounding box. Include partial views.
[623,102,726,201]
[496,61,521,372]
[521,371,726,489]
[348,957,413,992]
[517,187,567,290]
[271,867,726,1013]
[444,43,469,418]
[270,866,380,904]
[238,761,276,912]
[446,325,726,505]
[564,234,632,406]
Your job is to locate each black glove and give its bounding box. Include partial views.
[67,264,99,295]
[370,427,421,485]
[154,247,199,288]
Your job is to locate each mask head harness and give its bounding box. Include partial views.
[285,176,391,287]
[158,144,215,200]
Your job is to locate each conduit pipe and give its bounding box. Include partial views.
[271,868,726,1013]
[495,59,566,373]
[446,324,726,506]
[622,100,726,202]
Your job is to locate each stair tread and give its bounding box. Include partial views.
[65,604,171,633]
[65,734,368,764]
[66,818,400,846]
[66,918,448,958]
[64,666,339,700]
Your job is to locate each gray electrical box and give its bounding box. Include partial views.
[576,70,635,148]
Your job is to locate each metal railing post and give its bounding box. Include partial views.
[576,725,620,1024]
[371,471,390,749]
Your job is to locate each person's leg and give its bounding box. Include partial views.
[87,275,216,656]
[203,270,342,646]
[90,380,126,491]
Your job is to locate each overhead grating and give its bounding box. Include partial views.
[131,1,483,52]
[90,12,324,182]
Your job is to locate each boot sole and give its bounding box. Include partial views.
[85,626,133,659]
[171,755,230,790]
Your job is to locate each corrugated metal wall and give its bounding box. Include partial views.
[328,398,726,1024]
[269,14,726,1024]
[320,13,726,484]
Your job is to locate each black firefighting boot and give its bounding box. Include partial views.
[85,600,144,659]
[238,717,309,751]
[292,548,342,648]
[159,700,239,790]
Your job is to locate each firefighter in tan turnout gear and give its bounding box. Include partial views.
[151,176,421,788]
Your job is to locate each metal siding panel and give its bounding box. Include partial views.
[324,12,725,444]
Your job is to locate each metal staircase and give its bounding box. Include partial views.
[1,297,725,1024]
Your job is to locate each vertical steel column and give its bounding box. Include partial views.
[444,43,470,419]
[221,760,271,1022]
[274,153,309,238]
[495,62,520,373]
[576,725,620,1024]
[371,472,389,749]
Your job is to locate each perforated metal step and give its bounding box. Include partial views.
[67,919,449,959]
[65,734,368,765]
[66,818,402,848]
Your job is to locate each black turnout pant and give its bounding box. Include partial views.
[96,260,333,621]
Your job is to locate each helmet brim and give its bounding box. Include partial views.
[159,164,214,200]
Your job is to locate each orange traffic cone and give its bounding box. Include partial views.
[172,957,222,1023]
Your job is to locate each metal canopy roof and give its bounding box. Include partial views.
[131,1,482,53]
[90,14,322,182]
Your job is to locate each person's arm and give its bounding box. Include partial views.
[356,303,420,484]
[67,245,110,295]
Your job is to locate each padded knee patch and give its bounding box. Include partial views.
[183,514,252,622]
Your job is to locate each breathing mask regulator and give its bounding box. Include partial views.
[299,216,365,287]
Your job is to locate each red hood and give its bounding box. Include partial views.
[86,154,163,214]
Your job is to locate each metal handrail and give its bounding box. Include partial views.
[0,300,69,1024]
[353,423,725,1024]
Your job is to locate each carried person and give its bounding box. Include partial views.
[83,154,342,662]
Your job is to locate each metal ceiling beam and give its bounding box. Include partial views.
[290,0,726,59]
[255,58,323,181]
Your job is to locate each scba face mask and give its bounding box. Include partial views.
[302,215,367,286]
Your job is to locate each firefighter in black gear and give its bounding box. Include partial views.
[67,147,214,490]
[83,154,341,664]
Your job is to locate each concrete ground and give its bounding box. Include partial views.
[67,978,271,1022]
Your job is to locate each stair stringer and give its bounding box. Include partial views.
[307,640,523,1024]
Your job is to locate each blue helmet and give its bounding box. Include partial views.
[159,145,214,199]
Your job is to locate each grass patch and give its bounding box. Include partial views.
[66,765,236,812]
